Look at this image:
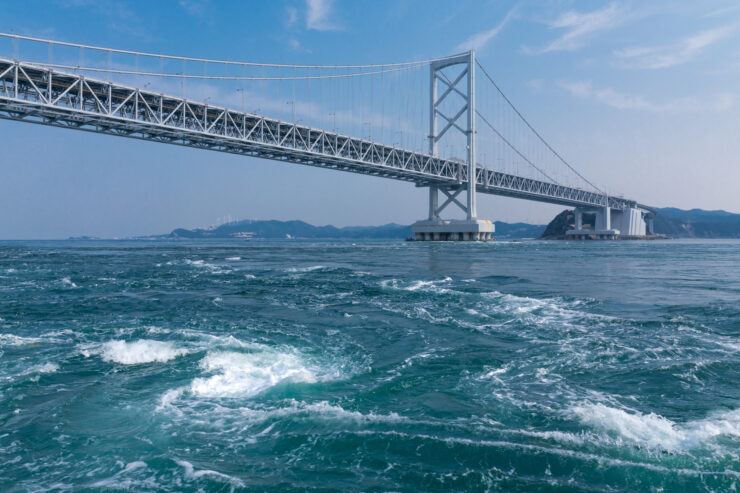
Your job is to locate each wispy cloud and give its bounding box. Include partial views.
[455,8,515,52]
[57,0,153,40]
[560,80,736,112]
[286,6,299,28]
[614,26,733,69]
[526,79,544,91]
[178,0,206,17]
[305,0,342,31]
[527,3,629,54]
[703,4,740,18]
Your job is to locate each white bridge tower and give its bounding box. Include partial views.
[411,51,494,241]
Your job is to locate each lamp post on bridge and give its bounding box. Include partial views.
[286,100,295,123]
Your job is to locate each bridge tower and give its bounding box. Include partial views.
[411,51,494,241]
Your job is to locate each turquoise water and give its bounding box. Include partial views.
[0,239,739,491]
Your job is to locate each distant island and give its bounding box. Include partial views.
[156,207,740,241]
[163,219,545,240]
[61,208,740,241]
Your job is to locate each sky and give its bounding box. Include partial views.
[1,0,739,239]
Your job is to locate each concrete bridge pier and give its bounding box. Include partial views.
[567,205,652,239]
[644,212,655,235]
[411,185,495,241]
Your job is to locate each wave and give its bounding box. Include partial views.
[157,393,404,428]
[98,339,188,365]
[380,277,452,293]
[225,256,241,261]
[285,265,327,273]
[572,402,740,452]
[174,459,244,486]
[182,259,231,274]
[60,277,78,288]
[189,349,323,398]
[27,362,59,374]
[90,461,154,490]
[0,333,46,346]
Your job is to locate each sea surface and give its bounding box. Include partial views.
[0,239,739,491]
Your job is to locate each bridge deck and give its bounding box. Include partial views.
[0,58,645,211]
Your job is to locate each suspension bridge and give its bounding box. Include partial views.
[0,33,655,240]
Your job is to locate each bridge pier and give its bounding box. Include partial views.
[412,218,494,241]
[567,206,653,239]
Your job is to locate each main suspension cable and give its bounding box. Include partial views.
[476,60,603,194]
[0,32,465,70]
[476,110,558,185]
[30,61,429,80]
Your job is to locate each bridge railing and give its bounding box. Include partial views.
[0,58,637,210]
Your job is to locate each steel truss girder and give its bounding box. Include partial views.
[0,58,648,211]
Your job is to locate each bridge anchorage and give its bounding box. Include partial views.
[0,33,656,240]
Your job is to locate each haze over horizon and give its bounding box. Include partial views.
[2,0,739,239]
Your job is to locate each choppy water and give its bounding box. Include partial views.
[1,239,739,491]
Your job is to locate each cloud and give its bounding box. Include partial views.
[703,4,740,18]
[528,3,628,53]
[455,8,515,52]
[526,79,544,91]
[58,0,153,40]
[286,7,299,28]
[305,0,342,31]
[286,37,311,53]
[559,80,736,112]
[178,0,206,17]
[614,26,733,69]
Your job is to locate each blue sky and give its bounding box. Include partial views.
[1,0,739,238]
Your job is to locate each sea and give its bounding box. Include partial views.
[0,239,738,492]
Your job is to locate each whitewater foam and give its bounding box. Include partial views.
[572,402,740,451]
[183,259,231,274]
[189,349,322,398]
[60,277,78,288]
[99,339,188,365]
[29,362,59,374]
[381,277,453,293]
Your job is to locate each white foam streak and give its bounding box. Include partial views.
[285,265,326,272]
[350,430,740,479]
[175,459,244,486]
[298,401,403,423]
[91,461,149,489]
[29,362,59,374]
[0,333,45,346]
